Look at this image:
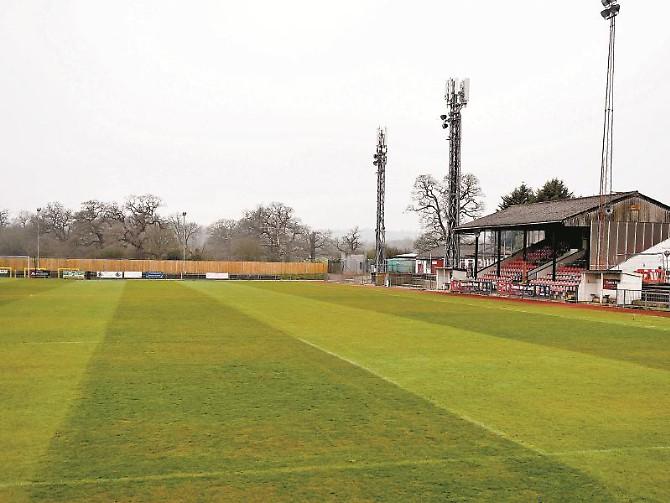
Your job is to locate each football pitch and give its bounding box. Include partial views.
[1,280,669,502]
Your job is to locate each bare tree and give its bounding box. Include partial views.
[337,226,362,256]
[407,175,447,251]
[206,219,240,259]
[306,230,333,260]
[407,173,484,251]
[169,213,200,258]
[13,211,32,228]
[72,200,116,248]
[460,173,485,220]
[116,194,163,257]
[0,210,8,228]
[244,202,306,261]
[144,224,177,259]
[39,202,74,242]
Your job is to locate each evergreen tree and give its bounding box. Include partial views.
[498,182,536,210]
[535,178,574,202]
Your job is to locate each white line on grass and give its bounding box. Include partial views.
[294,336,549,456]
[0,457,497,489]
[548,446,670,456]
[3,446,668,490]
[17,341,96,345]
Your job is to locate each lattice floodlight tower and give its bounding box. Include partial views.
[373,127,388,273]
[440,78,470,268]
[596,0,621,269]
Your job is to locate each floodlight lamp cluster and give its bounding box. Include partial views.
[373,147,387,166]
[440,78,469,130]
[601,0,620,20]
[373,128,387,167]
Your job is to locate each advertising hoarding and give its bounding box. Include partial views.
[205,272,229,280]
[63,270,85,280]
[603,278,619,290]
[97,271,123,279]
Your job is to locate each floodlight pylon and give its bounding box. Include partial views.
[374,127,387,273]
[440,78,469,269]
[596,0,620,270]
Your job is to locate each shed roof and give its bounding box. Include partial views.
[417,244,477,259]
[455,191,647,232]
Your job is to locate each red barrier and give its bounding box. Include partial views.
[497,281,512,294]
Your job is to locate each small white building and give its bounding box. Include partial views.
[578,270,642,305]
[341,254,367,275]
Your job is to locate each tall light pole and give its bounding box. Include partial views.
[181,211,187,280]
[36,207,42,273]
[595,0,621,269]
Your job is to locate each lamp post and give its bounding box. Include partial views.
[181,211,187,280]
[36,207,42,273]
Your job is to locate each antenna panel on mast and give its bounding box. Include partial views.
[461,79,470,104]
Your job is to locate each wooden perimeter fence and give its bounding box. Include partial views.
[0,257,326,276]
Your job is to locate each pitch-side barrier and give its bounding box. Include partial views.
[450,279,577,302]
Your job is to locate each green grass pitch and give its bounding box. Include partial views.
[1,279,669,502]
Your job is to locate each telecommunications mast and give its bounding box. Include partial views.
[440,78,470,268]
[373,127,388,273]
[596,0,621,269]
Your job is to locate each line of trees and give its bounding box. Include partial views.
[1,177,575,261]
[0,196,363,262]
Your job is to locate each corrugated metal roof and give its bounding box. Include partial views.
[456,191,639,231]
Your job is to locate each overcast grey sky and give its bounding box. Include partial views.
[1,1,668,232]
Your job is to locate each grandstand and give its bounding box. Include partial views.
[454,191,670,302]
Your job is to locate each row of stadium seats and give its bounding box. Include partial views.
[525,246,554,264]
[480,242,575,287]
[529,264,585,294]
[480,258,535,283]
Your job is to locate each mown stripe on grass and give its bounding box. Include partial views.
[27,281,616,502]
[294,335,547,456]
[0,280,125,501]
[0,278,68,308]
[247,282,670,371]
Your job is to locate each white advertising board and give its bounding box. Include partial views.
[205,272,229,280]
[97,271,123,279]
[123,271,143,279]
[63,270,85,280]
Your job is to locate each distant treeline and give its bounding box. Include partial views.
[0,196,357,262]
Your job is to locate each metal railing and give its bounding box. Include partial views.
[617,289,670,310]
